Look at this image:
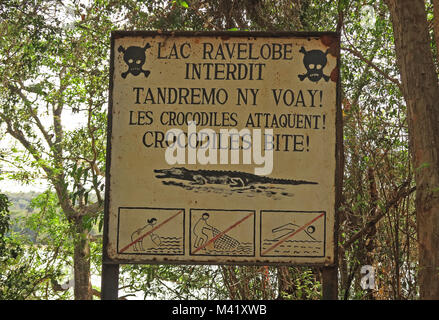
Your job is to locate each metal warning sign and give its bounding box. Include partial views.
[103,31,341,266]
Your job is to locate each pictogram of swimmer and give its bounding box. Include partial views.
[271,223,317,240]
[193,213,215,249]
[131,217,162,251]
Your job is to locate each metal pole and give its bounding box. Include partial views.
[322,266,338,300]
[322,34,341,301]
[101,263,119,300]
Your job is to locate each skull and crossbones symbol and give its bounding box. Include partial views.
[118,43,151,79]
[298,46,330,83]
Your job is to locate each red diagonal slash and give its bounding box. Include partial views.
[192,212,253,254]
[261,212,325,256]
[119,209,183,253]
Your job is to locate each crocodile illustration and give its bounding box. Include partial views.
[154,167,318,188]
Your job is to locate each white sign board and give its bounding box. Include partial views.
[103,31,341,266]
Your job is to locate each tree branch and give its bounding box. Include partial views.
[342,46,402,91]
[342,181,415,251]
[0,113,53,177]
[8,82,54,148]
[77,201,103,218]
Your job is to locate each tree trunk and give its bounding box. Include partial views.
[73,218,93,300]
[385,0,439,299]
[433,0,439,58]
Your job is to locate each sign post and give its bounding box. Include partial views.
[102,31,341,299]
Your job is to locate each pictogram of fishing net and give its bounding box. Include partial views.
[211,226,240,250]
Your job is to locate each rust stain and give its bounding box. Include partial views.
[320,35,332,46]
[330,67,339,83]
[321,35,340,58]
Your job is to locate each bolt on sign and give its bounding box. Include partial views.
[104,31,341,266]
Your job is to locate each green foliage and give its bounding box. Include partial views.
[0,190,74,299]
[0,193,11,237]
[120,264,227,299]
[279,268,321,300]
